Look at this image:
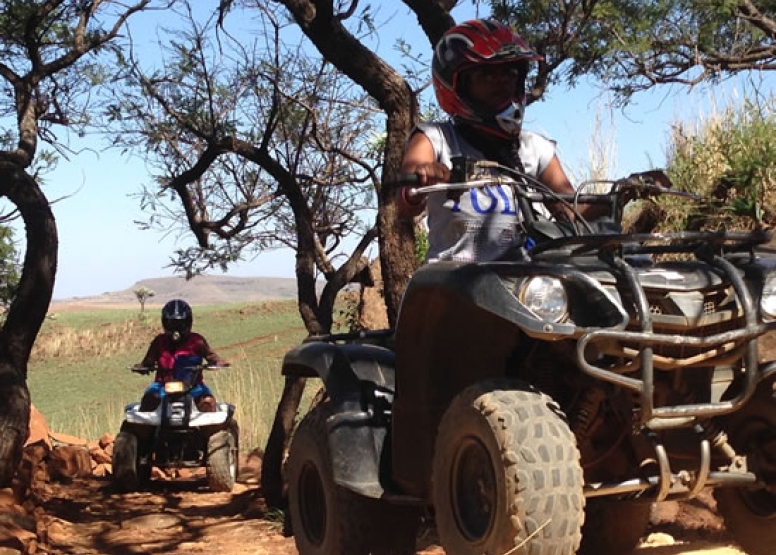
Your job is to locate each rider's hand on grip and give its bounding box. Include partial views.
[396,169,434,216]
[620,169,673,203]
[395,161,452,217]
[397,173,421,185]
[633,170,673,190]
[408,162,451,187]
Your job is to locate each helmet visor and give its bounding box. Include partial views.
[455,61,528,108]
[458,62,525,85]
[164,318,189,335]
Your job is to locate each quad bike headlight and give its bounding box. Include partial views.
[761,274,776,320]
[164,381,186,394]
[518,276,568,323]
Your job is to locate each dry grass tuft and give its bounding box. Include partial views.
[31,318,151,360]
[661,92,776,232]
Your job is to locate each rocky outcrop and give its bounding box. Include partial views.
[2,407,113,554]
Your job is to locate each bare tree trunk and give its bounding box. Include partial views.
[262,0,457,505]
[261,375,307,510]
[0,163,58,487]
[379,111,420,326]
[0,372,30,486]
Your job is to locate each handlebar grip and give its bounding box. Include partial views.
[384,174,421,190]
[398,173,421,184]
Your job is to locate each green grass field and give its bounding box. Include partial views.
[28,300,313,451]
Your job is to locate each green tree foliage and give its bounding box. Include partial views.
[133,286,155,314]
[0,225,20,311]
[0,0,163,166]
[113,12,379,276]
[490,0,776,105]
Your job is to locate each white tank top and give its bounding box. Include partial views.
[417,121,556,263]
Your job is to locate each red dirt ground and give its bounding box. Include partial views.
[27,466,746,555]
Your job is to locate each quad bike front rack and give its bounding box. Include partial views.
[574,232,776,427]
[571,232,774,502]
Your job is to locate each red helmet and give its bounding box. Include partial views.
[432,19,541,138]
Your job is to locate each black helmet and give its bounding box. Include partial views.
[161,299,193,341]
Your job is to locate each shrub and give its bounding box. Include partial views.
[661,94,776,232]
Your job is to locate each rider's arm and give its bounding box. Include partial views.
[397,131,450,218]
[539,156,609,220]
[137,335,162,369]
[199,337,229,367]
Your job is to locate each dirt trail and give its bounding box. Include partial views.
[29,471,747,555]
[35,474,296,555]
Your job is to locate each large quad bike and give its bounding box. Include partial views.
[282,156,776,555]
[112,362,239,493]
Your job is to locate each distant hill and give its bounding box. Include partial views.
[51,275,299,308]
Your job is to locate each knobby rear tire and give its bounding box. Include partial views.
[112,431,140,493]
[206,421,239,492]
[287,402,419,555]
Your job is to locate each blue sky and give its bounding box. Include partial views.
[7,4,773,300]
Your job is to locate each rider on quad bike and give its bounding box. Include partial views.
[136,299,229,412]
[112,299,238,493]
[280,18,776,555]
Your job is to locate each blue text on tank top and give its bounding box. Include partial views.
[449,185,519,214]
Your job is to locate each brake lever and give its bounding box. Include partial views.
[645,184,701,200]
[617,177,701,201]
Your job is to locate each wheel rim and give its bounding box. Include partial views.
[298,460,327,546]
[451,436,497,542]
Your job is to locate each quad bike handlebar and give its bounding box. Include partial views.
[400,159,698,204]
[129,364,228,375]
[130,363,230,392]
[393,156,699,231]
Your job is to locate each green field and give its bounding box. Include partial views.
[28,300,313,451]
